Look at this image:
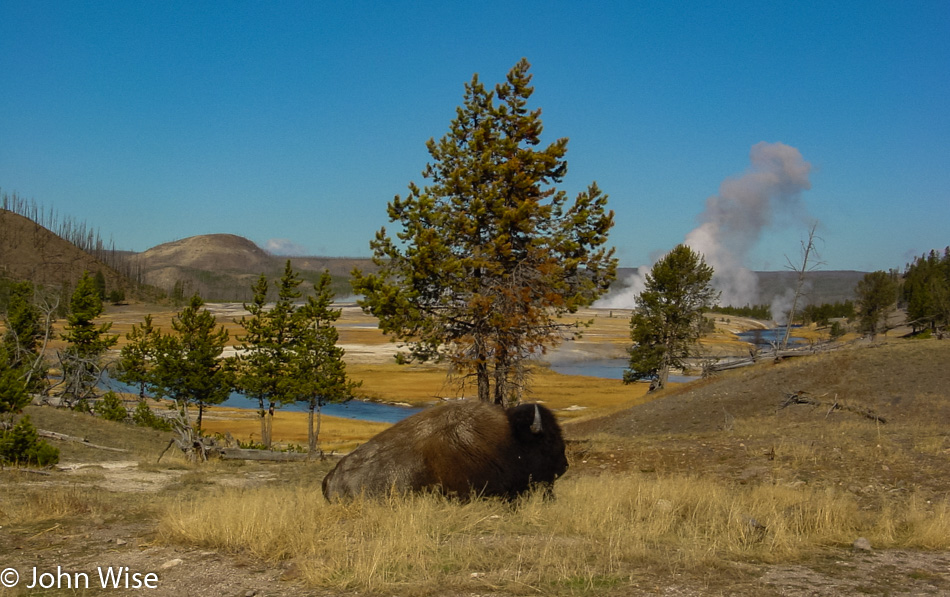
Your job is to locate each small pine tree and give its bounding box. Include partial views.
[291,271,360,453]
[93,391,129,422]
[353,59,617,405]
[0,415,59,467]
[625,245,719,390]
[93,270,107,300]
[1,347,31,419]
[131,400,173,431]
[235,261,304,448]
[59,272,118,408]
[150,294,231,431]
[115,314,160,400]
[0,348,48,468]
[1,281,48,392]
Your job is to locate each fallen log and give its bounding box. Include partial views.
[217,448,314,462]
[38,430,129,452]
[778,391,887,424]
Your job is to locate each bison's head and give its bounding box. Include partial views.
[505,403,569,487]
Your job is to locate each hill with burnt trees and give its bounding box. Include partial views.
[0,209,151,301]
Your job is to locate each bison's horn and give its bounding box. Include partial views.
[530,404,543,434]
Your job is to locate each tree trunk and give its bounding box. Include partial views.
[263,402,275,448]
[493,357,507,406]
[781,223,820,349]
[257,396,267,447]
[657,342,672,390]
[308,404,322,454]
[476,339,491,402]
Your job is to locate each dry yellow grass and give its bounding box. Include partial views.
[200,408,391,452]
[158,473,950,595]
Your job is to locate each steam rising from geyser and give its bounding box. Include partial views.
[597,142,813,310]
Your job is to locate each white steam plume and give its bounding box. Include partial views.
[596,142,813,310]
[685,141,812,307]
[594,266,649,310]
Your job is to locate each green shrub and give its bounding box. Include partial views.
[131,400,173,431]
[94,391,129,422]
[829,320,846,339]
[0,415,60,466]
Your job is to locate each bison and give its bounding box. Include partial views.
[321,400,568,501]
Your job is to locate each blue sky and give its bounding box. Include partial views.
[1,1,947,273]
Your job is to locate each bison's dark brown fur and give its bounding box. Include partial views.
[321,400,568,501]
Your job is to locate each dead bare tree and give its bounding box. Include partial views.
[781,222,825,349]
[50,351,113,409]
[157,411,215,463]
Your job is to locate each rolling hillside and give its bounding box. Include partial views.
[127,234,373,301]
[0,209,147,298]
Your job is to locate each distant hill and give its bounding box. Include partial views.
[613,266,865,309]
[1,211,866,307]
[0,209,146,298]
[128,234,376,301]
[755,269,865,306]
[126,235,864,305]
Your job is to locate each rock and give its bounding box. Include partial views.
[280,562,302,581]
[853,537,872,551]
[160,558,183,570]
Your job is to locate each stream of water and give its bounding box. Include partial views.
[102,327,796,422]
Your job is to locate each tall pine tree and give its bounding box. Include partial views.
[353,59,616,405]
[855,270,900,338]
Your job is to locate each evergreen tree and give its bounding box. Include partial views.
[625,245,718,390]
[353,59,617,405]
[93,270,107,300]
[59,271,118,407]
[115,314,160,400]
[151,294,231,430]
[93,390,129,422]
[902,248,950,334]
[234,261,305,448]
[0,414,59,466]
[3,281,41,362]
[855,270,900,339]
[291,271,360,453]
[1,281,48,391]
[0,346,30,422]
[0,348,59,467]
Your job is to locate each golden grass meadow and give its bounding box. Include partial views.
[2,305,950,596]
